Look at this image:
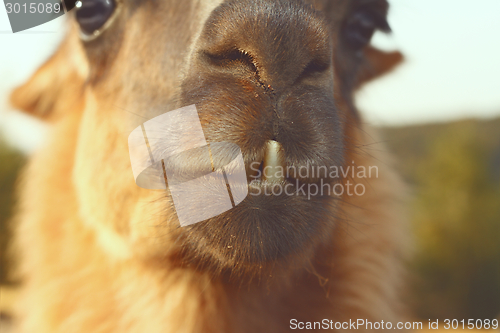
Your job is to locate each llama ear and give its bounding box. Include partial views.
[357,46,403,86]
[9,35,87,121]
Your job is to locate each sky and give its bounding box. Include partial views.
[357,0,500,125]
[1,0,500,153]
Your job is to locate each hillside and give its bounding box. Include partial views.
[380,117,500,320]
[380,117,500,185]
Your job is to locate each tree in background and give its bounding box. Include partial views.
[411,123,500,320]
[0,136,25,285]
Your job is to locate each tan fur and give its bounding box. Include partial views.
[11,119,409,332]
[10,4,409,332]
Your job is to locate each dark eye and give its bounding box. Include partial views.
[343,9,391,50]
[75,0,117,36]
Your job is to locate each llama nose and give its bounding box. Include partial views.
[195,1,332,93]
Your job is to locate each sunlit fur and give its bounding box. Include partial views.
[10,0,409,332]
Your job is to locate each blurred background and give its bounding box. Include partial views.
[0,0,499,329]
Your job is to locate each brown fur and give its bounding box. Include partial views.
[10,0,409,332]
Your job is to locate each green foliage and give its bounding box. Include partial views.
[0,136,26,285]
[382,118,500,320]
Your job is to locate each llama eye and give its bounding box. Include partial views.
[343,9,391,50]
[75,0,117,36]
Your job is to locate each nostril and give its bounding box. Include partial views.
[201,48,258,74]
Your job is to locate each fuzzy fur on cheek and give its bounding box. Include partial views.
[72,91,136,259]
